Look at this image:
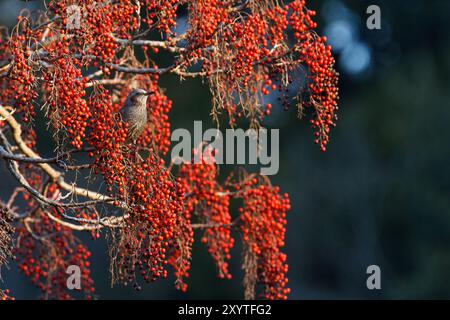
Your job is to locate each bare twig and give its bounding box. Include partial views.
[114,37,185,53]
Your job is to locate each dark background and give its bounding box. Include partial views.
[1,0,450,299]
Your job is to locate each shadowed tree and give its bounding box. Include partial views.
[0,0,338,300]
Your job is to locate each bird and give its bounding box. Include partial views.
[119,88,153,144]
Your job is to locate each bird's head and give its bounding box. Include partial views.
[126,88,153,106]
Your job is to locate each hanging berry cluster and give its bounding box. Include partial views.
[48,0,137,68]
[14,191,95,300]
[168,191,194,293]
[86,85,188,290]
[112,154,186,290]
[192,0,339,147]
[88,89,128,200]
[145,0,180,37]
[289,0,339,151]
[179,149,234,281]
[0,23,37,124]
[187,0,229,50]
[238,177,291,300]
[44,56,90,149]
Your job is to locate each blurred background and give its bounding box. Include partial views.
[1,0,450,299]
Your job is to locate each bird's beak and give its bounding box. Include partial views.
[144,91,154,96]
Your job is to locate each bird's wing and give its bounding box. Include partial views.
[119,105,129,122]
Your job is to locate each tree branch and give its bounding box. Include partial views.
[114,37,185,53]
[0,105,119,206]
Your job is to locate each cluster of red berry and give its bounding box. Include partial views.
[145,0,180,37]
[168,193,194,293]
[290,0,339,151]
[44,55,90,149]
[238,178,291,300]
[179,149,234,281]
[187,0,229,49]
[202,10,277,126]
[14,185,95,299]
[267,6,289,46]
[49,0,136,66]
[1,32,37,124]
[88,89,128,200]
[192,1,340,148]
[115,155,186,290]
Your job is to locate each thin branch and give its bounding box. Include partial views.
[0,133,94,170]
[191,215,241,229]
[0,105,120,206]
[109,63,175,75]
[43,209,127,231]
[1,136,105,209]
[0,145,63,164]
[84,78,126,88]
[114,37,185,53]
[191,222,232,229]
[6,187,25,208]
